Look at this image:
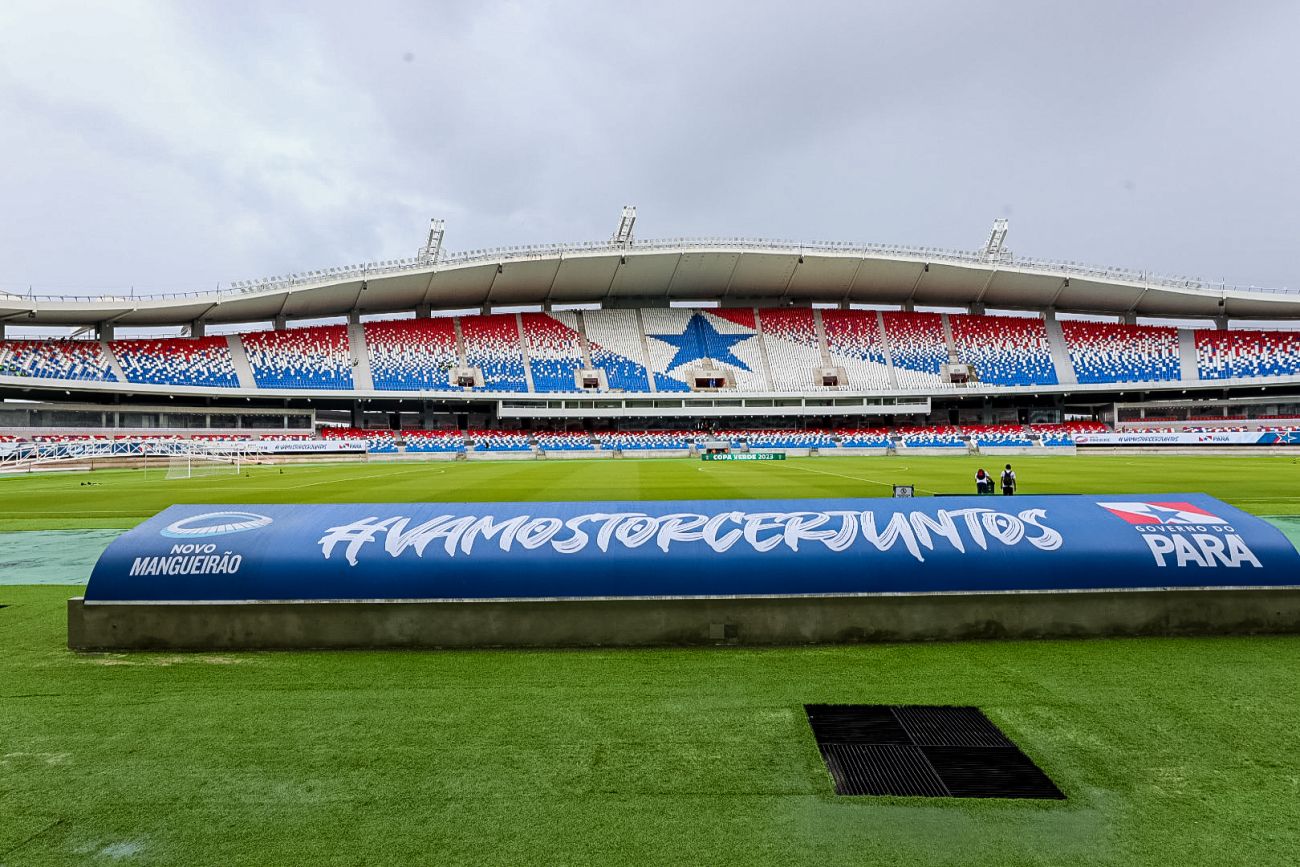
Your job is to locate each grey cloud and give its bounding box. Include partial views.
[0,0,1297,297]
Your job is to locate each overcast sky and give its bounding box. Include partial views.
[1,0,1297,297]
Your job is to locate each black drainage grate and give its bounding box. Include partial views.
[805,704,1064,799]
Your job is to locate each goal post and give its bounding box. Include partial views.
[164,449,245,480]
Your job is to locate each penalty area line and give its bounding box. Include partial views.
[779,463,939,495]
[279,464,447,490]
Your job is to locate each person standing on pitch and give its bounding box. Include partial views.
[975,468,993,495]
[1000,463,1017,495]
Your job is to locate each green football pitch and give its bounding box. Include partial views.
[2,454,1300,865]
[2,452,1299,530]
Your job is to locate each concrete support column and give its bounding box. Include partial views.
[416,304,431,319]
[1119,312,1137,326]
[968,302,986,316]
[189,320,206,339]
[350,400,364,428]
[348,310,361,326]
[480,303,492,316]
[1214,315,1229,330]
[1043,307,1057,321]
[0,322,6,339]
[273,315,287,331]
[901,301,916,313]
[95,321,115,341]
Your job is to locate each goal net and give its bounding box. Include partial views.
[164,451,244,480]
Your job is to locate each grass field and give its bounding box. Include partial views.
[3,454,1300,864]
[2,453,1299,530]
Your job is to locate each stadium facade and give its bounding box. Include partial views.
[3,219,1300,455]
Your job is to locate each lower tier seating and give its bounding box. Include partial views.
[403,430,467,452]
[834,428,892,447]
[321,427,397,453]
[963,424,1033,447]
[469,429,531,451]
[897,425,965,448]
[535,431,596,450]
[596,430,695,450]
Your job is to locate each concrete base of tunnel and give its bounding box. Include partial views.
[68,586,1300,651]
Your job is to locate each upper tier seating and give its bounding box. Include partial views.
[833,427,892,447]
[642,308,767,391]
[582,309,658,392]
[403,430,467,453]
[242,325,353,390]
[1061,321,1180,384]
[111,336,237,388]
[1195,329,1300,379]
[0,339,117,382]
[897,425,965,448]
[521,312,585,393]
[757,309,826,391]
[16,310,1300,398]
[365,318,459,390]
[949,315,1058,386]
[461,314,527,392]
[535,431,596,451]
[820,310,894,390]
[880,312,947,387]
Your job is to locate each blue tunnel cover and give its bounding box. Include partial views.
[85,494,1300,602]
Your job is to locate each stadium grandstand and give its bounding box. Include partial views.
[2,215,1299,465]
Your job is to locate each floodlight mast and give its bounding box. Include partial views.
[983,218,1010,261]
[613,205,636,246]
[418,218,446,263]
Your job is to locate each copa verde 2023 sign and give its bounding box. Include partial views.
[83,495,1300,602]
[700,452,786,461]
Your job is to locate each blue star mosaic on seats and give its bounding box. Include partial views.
[649,313,753,371]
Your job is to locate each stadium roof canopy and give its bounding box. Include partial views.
[4,238,1299,328]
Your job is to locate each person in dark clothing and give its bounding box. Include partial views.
[975,468,994,495]
[1000,464,1017,495]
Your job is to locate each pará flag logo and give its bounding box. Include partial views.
[1095,501,1231,526]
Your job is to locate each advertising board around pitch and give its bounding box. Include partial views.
[82,494,1300,603]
